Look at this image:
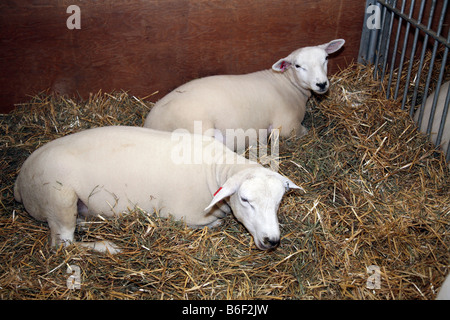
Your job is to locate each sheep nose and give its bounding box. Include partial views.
[316,82,328,90]
[263,237,280,249]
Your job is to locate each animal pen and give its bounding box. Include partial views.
[0,0,449,300]
[359,0,450,162]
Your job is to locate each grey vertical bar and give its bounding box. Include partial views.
[380,0,397,84]
[412,0,437,125]
[423,2,448,136]
[394,0,415,102]
[374,1,391,78]
[446,140,450,162]
[386,0,406,100]
[433,29,450,147]
[403,0,427,112]
[359,0,381,64]
[436,79,450,149]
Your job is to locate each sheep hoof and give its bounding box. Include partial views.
[77,240,122,254]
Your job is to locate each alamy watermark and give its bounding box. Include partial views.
[366,265,381,290]
[67,5,81,30]
[66,4,381,32]
[66,264,81,290]
[366,4,381,30]
[64,262,380,291]
[170,121,280,172]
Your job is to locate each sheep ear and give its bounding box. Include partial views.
[272,58,292,72]
[320,39,345,54]
[204,185,237,212]
[205,170,253,212]
[284,178,304,192]
[272,172,305,193]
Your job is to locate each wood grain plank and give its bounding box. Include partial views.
[0,0,366,113]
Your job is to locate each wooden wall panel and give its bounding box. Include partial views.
[0,0,366,113]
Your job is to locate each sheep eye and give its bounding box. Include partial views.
[240,196,254,209]
[295,64,301,69]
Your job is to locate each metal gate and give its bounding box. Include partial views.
[358,0,450,161]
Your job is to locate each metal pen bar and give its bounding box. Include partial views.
[374,2,391,78]
[394,0,416,101]
[412,0,437,126]
[446,140,450,162]
[424,1,448,136]
[387,0,406,100]
[402,0,426,111]
[380,0,397,84]
[358,0,378,64]
[434,31,450,147]
[436,80,450,151]
[377,0,450,48]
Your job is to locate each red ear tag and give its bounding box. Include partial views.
[214,187,223,196]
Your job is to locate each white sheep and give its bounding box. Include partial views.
[414,81,450,162]
[14,126,301,253]
[144,39,345,150]
[437,273,450,300]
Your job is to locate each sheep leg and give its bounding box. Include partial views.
[46,196,121,253]
[297,125,309,138]
[47,207,77,249]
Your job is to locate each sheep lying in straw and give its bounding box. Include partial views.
[14,126,301,253]
[144,39,345,151]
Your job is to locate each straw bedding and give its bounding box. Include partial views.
[0,64,449,300]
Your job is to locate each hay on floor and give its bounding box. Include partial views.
[0,64,449,300]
